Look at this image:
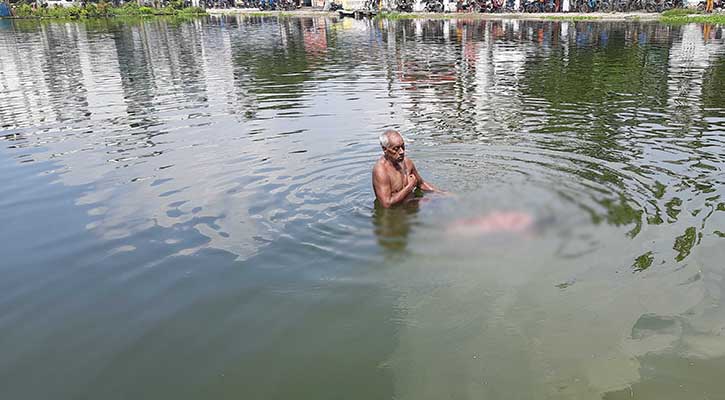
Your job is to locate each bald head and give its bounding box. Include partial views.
[379,129,402,149]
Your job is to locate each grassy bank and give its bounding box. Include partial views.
[541,15,602,20]
[238,11,297,17]
[375,11,462,19]
[374,10,725,23]
[659,9,725,24]
[373,11,642,21]
[7,2,206,19]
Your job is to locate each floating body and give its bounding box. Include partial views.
[447,211,535,236]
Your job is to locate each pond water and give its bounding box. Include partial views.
[1,15,725,399]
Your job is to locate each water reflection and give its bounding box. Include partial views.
[1,15,725,400]
[372,199,420,254]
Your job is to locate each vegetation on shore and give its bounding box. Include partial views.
[661,7,700,16]
[541,15,601,20]
[659,9,725,24]
[240,11,296,17]
[375,11,458,19]
[7,1,206,19]
[374,9,725,24]
[5,3,725,24]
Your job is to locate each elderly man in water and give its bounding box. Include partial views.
[372,129,441,208]
[372,129,536,235]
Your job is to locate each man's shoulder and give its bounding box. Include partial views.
[372,158,389,179]
[404,157,416,169]
[373,157,387,171]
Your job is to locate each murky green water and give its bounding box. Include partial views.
[1,15,724,399]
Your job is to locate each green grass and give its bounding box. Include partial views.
[241,11,296,17]
[660,7,700,16]
[377,12,606,21]
[5,2,206,19]
[375,11,468,19]
[660,13,725,24]
[243,11,277,16]
[542,15,602,20]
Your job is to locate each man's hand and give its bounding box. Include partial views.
[373,165,418,208]
[408,174,418,189]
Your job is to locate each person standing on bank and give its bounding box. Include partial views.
[372,129,442,208]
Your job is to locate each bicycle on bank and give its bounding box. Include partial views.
[574,0,598,12]
[424,0,445,12]
[362,0,378,11]
[396,0,414,12]
[523,0,557,12]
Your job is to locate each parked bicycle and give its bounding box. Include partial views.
[362,0,378,11]
[574,0,598,12]
[456,0,481,11]
[424,0,444,12]
[396,0,414,12]
[523,0,556,12]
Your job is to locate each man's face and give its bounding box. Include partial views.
[383,134,405,163]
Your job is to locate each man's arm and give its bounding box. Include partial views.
[373,166,418,208]
[409,160,441,192]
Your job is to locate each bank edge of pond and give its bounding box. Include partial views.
[373,11,628,20]
[208,9,338,17]
[209,8,725,24]
[659,13,725,23]
[372,10,725,23]
[1,3,207,20]
[4,6,722,23]
[212,9,657,20]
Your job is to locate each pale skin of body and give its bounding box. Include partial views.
[372,131,441,208]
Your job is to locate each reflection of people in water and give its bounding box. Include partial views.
[372,129,442,208]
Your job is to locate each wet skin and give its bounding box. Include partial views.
[372,133,440,208]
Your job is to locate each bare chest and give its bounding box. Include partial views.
[385,164,409,193]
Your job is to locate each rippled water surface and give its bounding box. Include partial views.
[1,15,725,399]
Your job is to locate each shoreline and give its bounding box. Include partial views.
[207,8,657,19]
[206,8,725,22]
[2,7,721,23]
